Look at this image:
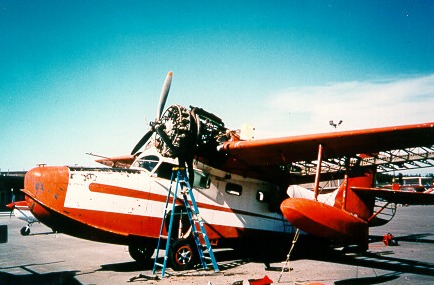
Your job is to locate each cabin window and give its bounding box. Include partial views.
[133,155,159,172]
[193,170,210,189]
[256,190,270,203]
[225,183,242,196]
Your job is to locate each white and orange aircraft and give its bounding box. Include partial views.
[21,72,434,270]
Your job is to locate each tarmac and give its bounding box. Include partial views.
[0,205,433,285]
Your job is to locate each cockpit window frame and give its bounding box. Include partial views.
[132,155,162,175]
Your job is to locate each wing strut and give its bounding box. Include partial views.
[367,202,392,223]
[314,144,323,201]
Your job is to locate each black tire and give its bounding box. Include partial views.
[165,206,191,239]
[169,239,197,271]
[128,242,155,262]
[20,226,30,236]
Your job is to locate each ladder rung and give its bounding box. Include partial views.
[159,235,168,239]
[154,262,164,268]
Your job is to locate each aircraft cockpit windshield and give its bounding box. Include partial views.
[132,154,174,180]
[133,155,160,172]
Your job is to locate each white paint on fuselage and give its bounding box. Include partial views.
[63,150,293,234]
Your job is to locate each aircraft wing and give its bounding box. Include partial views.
[219,122,434,182]
[352,187,434,205]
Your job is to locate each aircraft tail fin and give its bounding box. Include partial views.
[333,171,376,222]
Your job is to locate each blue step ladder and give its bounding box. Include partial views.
[152,167,219,277]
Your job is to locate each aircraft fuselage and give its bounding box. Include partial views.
[22,152,294,260]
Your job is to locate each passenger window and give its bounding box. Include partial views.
[256,190,269,203]
[193,170,210,189]
[225,183,242,196]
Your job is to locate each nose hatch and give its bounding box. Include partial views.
[23,165,70,210]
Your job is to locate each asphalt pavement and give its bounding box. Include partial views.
[0,205,433,285]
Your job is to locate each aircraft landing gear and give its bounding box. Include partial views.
[20,225,31,236]
[128,242,155,262]
[169,238,197,271]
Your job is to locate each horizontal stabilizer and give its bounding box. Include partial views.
[352,187,434,205]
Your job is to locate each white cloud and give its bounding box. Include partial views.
[252,74,434,138]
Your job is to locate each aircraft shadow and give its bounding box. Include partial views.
[99,260,152,272]
[334,272,401,285]
[0,270,81,285]
[0,261,82,285]
[311,248,434,278]
[99,237,327,275]
[99,248,254,274]
[370,233,434,245]
[99,234,434,282]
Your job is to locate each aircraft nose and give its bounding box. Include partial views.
[23,165,70,212]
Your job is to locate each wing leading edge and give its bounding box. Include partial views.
[218,122,434,182]
[220,122,434,166]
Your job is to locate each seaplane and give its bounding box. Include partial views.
[6,200,39,236]
[21,72,434,270]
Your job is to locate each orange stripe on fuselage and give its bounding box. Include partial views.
[89,183,150,200]
[88,183,281,222]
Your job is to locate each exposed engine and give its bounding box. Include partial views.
[155,104,229,160]
[131,72,235,171]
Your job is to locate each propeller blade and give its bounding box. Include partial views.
[155,125,178,156]
[157,71,173,119]
[131,130,153,155]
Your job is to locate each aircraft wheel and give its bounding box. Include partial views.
[20,225,30,236]
[128,243,155,262]
[169,239,197,271]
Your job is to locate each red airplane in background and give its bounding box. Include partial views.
[21,72,434,270]
[6,200,39,236]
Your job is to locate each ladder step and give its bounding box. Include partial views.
[159,235,168,239]
[154,262,164,268]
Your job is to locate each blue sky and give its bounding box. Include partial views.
[1,1,434,171]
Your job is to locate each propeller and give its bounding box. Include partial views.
[131,71,173,156]
[157,71,172,119]
[130,71,228,185]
